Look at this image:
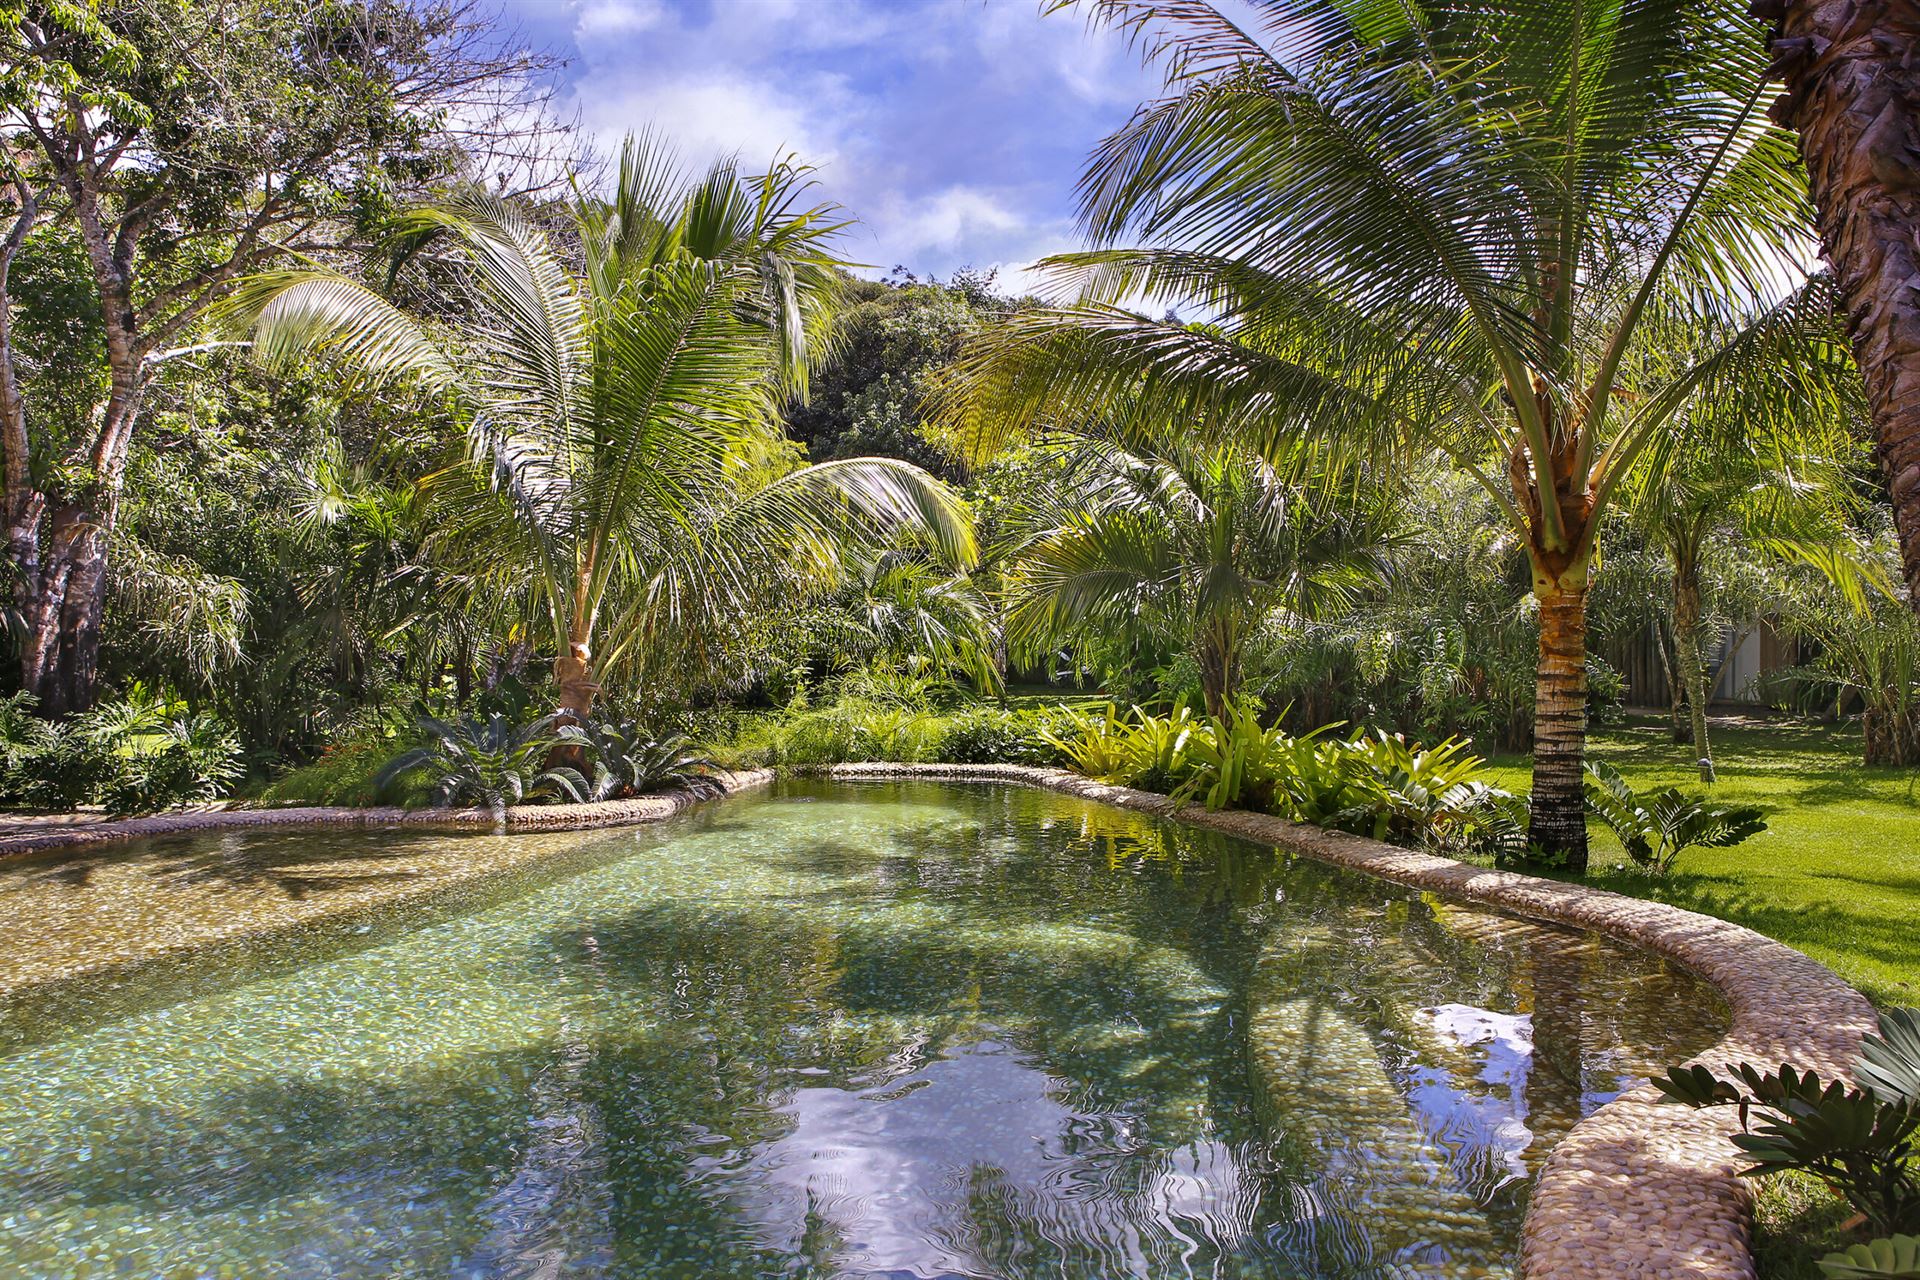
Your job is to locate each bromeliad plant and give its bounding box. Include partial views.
[1582,760,1768,875]
[1657,1008,1920,1265]
[1040,701,1520,853]
[376,714,588,823]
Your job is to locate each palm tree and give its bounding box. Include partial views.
[1764,1,1920,611]
[943,0,1838,868]
[1625,428,1869,781]
[229,137,973,724]
[1002,424,1395,722]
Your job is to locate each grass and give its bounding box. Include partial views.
[1485,714,1920,1010]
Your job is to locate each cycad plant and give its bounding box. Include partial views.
[1003,424,1396,721]
[375,713,586,823]
[230,135,972,725]
[946,0,1852,869]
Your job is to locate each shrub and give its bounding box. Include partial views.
[1038,702,1522,855]
[375,714,587,823]
[255,731,405,807]
[96,715,244,816]
[931,709,1030,764]
[1583,761,1768,875]
[0,692,242,814]
[1657,1008,1920,1257]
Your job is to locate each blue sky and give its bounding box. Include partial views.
[496,0,1161,294]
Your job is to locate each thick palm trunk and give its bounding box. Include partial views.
[1529,577,1590,872]
[1767,0,1920,605]
[554,645,599,726]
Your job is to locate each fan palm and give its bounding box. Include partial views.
[227,136,973,723]
[1003,424,1396,722]
[942,0,1844,867]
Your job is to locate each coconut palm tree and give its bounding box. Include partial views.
[943,0,1839,868]
[1763,1,1920,612]
[1002,424,1396,722]
[228,137,973,723]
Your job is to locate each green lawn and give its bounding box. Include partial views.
[1486,715,1920,1010]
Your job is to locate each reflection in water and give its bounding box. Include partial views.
[0,779,1726,1279]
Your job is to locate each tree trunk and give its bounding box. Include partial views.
[16,499,113,717]
[1671,553,1715,782]
[554,645,599,726]
[1195,622,1240,723]
[1863,705,1920,765]
[1768,0,1920,607]
[1529,576,1591,872]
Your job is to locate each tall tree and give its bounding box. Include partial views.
[0,0,562,715]
[944,0,1834,868]
[233,139,974,724]
[1762,0,1920,609]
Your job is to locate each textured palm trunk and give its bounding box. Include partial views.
[1529,576,1590,873]
[554,646,599,725]
[1195,622,1241,723]
[1767,0,1920,605]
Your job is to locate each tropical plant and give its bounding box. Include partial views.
[1621,367,1870,780]
[230,134,974,727]
[572,720,716,801]
[0,689,242,813]
[945,0,1853,870]
[1002,426,1396,722]
[1770,527,1920,766]
[795,551,1003,694]
[1820,1236,1920,1280]
[1582,760,1767,874]
[96,713,245,816]
[375,713,587,823]
[1656,1008,1920,1239]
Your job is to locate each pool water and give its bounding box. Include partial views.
[0,780,1725,1279]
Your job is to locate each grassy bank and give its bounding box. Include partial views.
[1487,715,1919,1009]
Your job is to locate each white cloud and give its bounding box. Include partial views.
[572,72,841,172]
[884,187,1023,256]
[574,0,663,38]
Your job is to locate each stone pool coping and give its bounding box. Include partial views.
[817,762,1880,1280]
[0,769,776,861]
[0,761,1878,1279]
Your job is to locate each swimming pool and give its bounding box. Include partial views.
[0,778,1725,1278]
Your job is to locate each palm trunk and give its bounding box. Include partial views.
[1195,621,1240,723]
[554,645,598,725]
[1671,548,1715,782]
[1529,576,1590,872]
[1767,0,1920,607]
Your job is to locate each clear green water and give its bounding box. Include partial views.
[0,780,1724,1279]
